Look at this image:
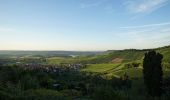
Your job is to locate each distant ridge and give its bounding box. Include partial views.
[107,45,170,52]
[0,50,103,57]
[82,45,170,64]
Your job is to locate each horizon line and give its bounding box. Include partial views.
[0,44,169,52]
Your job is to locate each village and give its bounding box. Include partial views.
[18,63,86,73]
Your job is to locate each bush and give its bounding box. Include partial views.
[19,89,71,100]
[92,86,126,100]
[0,91,12,100]
[61,89,82,98]
[124,62,140,69]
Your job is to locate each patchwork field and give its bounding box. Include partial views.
[46,57,76,64]
[81,63,143,78]
[81,63,120,73]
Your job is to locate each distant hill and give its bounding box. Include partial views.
[0,45,169,64]
[156,45,170,63]
[0,50,103,58]
[79,45,170,64]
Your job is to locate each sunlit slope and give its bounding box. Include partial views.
[82,45,170,64]
[156,46,170,63]
[81,64,120,73]
[81,45,170,78]
[46,45,170,65]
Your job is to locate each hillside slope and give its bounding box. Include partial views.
[156,46,170,63]
[80,45,170,64]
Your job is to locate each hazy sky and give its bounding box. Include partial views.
[0,0,170,51]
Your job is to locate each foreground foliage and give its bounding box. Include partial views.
[143,51,163,97]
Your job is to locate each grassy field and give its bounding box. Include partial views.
[81,63,142,78]
[46,57,77,64]
[114,68,143,78]
[81,63,120,73]
[82,63,170,79]
[79,46,170,80]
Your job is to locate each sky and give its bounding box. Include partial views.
[0,0,170,51]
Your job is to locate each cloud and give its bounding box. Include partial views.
[104,6,115,13]
[113,22,170,49]
[124,0,169,14]
[80,0,116,14]
[80,2,102,8]
[80,0,107,8]
[80,1,101,8]
[120,22,170,29]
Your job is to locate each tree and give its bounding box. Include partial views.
[143,50,163,97]
[132,62,140,68]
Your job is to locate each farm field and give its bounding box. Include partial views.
[46,57,76,64]
[82,62,170,79]
[81,63,120,73]
[81,63,143,78]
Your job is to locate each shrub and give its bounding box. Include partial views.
[20,89,71,100]
[92,86,126,100]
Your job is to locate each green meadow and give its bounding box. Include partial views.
[81,63,120,73]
